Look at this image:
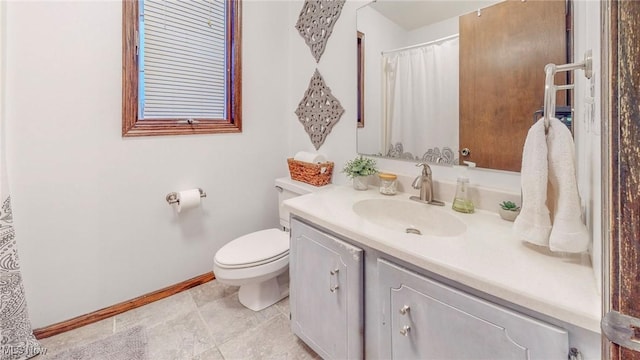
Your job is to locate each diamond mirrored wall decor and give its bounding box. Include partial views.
[295,0,346,63]
[295,69,345,150]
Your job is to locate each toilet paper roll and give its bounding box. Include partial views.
[177,189,201,213]
[293,151,327,164]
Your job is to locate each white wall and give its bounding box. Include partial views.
[0,2,4,163]
[406,16,458,45]
[573,0,602,293]
[4,0,291,328]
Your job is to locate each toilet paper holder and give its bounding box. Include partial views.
[166,188,207,205]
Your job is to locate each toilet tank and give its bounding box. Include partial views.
[275,177,326,229]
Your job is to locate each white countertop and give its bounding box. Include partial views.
[284,183,601,333]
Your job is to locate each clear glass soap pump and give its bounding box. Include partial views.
[452,161,475,214]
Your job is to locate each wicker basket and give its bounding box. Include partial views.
[287,158,334,186]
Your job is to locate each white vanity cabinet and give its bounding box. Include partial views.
[285,187,601,359]
[378,259,570,360]
[289,218,364,360]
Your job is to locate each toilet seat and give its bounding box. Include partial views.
[214,228,289,269]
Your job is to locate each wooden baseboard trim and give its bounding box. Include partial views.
[33,272,215,339]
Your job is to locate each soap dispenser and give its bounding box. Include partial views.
[452,161,475,214]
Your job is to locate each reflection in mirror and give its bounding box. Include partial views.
[357,31,365,129]
[356,0,570,172]
[381,34,460,166]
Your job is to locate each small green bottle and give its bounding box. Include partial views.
[452,176,474,213]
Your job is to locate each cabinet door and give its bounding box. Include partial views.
[290,219,364,360]
[378,259,569,360]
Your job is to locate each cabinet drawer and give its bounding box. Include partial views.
[378,259,569,360]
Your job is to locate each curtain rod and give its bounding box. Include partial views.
[381,34,459,55]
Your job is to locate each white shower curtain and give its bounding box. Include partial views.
[0,157,41,360]
[0,37,41,360]
[382,36,459,159]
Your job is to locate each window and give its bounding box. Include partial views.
[122,0,241,136]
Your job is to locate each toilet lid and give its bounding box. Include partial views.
[215,228,289,268]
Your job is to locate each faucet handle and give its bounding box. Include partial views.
[416,162,432,176]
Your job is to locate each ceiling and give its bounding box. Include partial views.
[369,0,504,31]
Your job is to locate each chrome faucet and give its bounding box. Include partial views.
[410,163,444,206]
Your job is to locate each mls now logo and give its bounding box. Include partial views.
[1,344,47,357]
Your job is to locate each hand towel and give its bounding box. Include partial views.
[546,117,590,252]
[513,118,552,246]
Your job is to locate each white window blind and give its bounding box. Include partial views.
[140,0,227,120]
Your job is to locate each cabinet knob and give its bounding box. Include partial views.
[399,305,410,315]
[330,285,339,293]
[400,325,411,336]
[330,268,339,275]
[461,148,471,157]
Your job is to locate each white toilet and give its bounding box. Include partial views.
[213,177,318,311]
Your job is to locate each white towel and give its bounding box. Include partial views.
[513,118,552,246]
[546,118,589,253]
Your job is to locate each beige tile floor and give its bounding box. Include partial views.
[37,280,319,360]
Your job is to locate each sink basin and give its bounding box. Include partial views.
[352,198,467,237]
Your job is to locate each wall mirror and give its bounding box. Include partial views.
[356,0,571,172]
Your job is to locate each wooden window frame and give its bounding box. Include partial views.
[122,0,242,137]
[357,31,365,128]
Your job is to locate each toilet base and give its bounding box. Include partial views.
[238,271,289,311]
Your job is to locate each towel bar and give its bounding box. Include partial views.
[543,50,593,132]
